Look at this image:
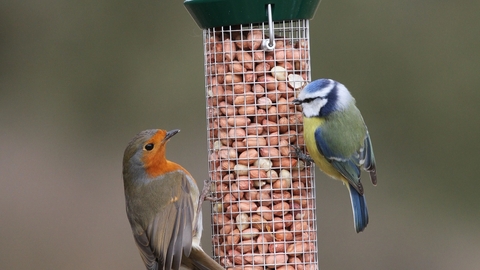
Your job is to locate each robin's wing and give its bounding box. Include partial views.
[132,171,195,270]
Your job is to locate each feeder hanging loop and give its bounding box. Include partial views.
[261,4,276,51]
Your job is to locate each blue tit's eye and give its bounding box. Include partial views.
[144,143,154,151]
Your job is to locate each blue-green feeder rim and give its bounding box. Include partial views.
[184,0,321,29]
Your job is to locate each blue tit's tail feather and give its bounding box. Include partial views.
[347,184,369,233]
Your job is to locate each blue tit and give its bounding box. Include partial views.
[293,78,377,233]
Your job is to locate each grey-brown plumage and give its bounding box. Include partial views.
[123,129,224,270]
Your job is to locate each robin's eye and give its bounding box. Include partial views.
[144,143,154,151]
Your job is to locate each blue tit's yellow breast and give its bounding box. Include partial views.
[303,117,347,182]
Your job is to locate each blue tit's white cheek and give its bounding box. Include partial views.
[302,98,327,118]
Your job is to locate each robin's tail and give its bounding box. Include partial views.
[183,245,224,270]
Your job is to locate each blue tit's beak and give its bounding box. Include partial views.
[164,129,180,142]
[292,99,302,105]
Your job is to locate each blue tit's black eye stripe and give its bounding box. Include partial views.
[319,85,338,116]
[303,97,320,103]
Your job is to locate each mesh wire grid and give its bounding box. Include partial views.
[204,20,318,270]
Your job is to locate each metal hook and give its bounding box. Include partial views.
[262,4,275,51]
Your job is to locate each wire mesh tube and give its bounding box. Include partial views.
[204,20,318,270]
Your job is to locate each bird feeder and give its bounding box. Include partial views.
[184,0,321,269]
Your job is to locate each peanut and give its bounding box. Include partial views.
[271,66,288,81]
[243,253,265,265]
[265,254,288,268]
[247,30,263,50]
[250,214,268,230]
[218,147,237,161]
[230,61,245,73]
[249,167,267,179]
[240,227,260,240]
[225,73,243,84]
[233,93,255,105]
[274,229,294,241]
[256,97,273,109]
[246,123,264,135]
[235,239,256,253]
[238,105,256,115]
[223,38,236,62]
[238,149,259,165]
[225,204,239,218]
[269,242,286,253]
[238,200,258,212]
[256,206,273,221]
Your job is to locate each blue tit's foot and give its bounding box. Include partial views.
[290,145,314,166]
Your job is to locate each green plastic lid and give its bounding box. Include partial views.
[184,0,321,29]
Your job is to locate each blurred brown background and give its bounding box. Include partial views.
[1,0,479,269]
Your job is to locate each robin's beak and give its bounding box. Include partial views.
[164,129,180,142]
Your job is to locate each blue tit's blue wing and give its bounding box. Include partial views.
[362,131,377,185]
[351,130,377,185]
[314,127,364,194]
